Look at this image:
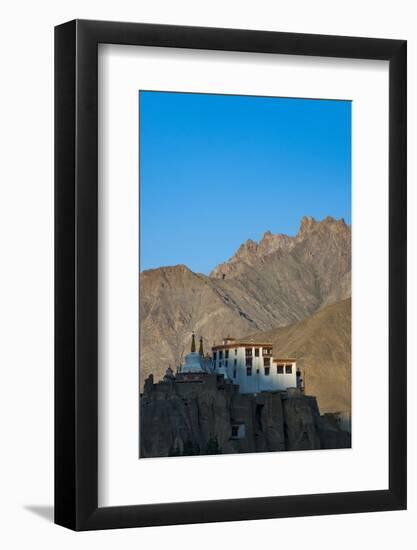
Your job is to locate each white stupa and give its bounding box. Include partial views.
[181,333,206,373]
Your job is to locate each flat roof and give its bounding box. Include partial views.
[212,342,273,351]
[273,358,297,363]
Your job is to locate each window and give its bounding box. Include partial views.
[213,351,217,361]
[225,360,228,367]
[263,357,270,367]
[219,350,223,359]
[262,347,271,356]
[234,348,238,355]
[277,365,284,374]
[264,367,270,376]
[254,348,259,357]
[234,359,237,366]
[285,364,292,374]
[225,349,229,359]
[246,367,252,376]
[231,424,245,440]
[245,347,252,357]
[233,368,237,378]
[246,357,252,367]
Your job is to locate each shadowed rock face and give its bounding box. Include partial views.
[139,216,351,392]
[139,374,350,458]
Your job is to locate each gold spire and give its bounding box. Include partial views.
[199,337,204,356]
[191,332,196,353]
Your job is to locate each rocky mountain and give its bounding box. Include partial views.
[210,216,351,308]
[246,298,351,414]
[139,264,260,387]
[209,230,294,277]
[140,216,351,390]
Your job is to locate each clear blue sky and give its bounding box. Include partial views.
[139,91,351,274]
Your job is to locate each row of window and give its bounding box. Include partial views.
[215,357,276,368]
[214,357,274,367]
[245,357,271,367]
[216,359,237,368]
[214,349,236,360]
[245,347,271,357]
[213,347,272,361]
[246,365,292,377]
[277,365,293,374]
[215,364,293,377]
[214,359,293,375]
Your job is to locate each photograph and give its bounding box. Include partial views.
[139,91,352,458]
[0,1,409,542]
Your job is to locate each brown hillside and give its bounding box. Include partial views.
[245,298,351,414]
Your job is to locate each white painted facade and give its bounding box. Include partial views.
[212,340,297,394]
[178,335,298,395]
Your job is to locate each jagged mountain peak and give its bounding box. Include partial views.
[298,215,317,236]
[297,215,347,239]
[210,230,293,279]
[210,215,349,279]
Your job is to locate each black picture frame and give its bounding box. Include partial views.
[55,19,407,531]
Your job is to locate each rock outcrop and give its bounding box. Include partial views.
[140,373,350,458]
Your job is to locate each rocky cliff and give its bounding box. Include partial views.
[139,216,351,393]
[140,373,350,458]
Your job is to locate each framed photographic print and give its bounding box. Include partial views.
[55,20,407,530]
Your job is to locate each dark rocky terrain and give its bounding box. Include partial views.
[140,373,350,458]
[140,216,351,404]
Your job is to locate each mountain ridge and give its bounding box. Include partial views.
[140,215,351,400]
[209,215,349,279]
